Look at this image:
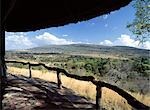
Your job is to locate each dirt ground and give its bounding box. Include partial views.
[2,74,95,110]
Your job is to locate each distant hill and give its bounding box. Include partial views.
[20,44,150,58]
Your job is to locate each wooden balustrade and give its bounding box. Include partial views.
[96,85,102,110]
[5,60,150,110]
[57,71,62,89]
[28,63,32,78]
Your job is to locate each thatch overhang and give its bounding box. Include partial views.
[4,0,132,32]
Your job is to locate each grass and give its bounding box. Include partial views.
[7,66,150,110]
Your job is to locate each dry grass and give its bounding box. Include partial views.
[7,67,150,110]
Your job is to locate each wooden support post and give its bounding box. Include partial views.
[28,63,32,78]
[0,0,6,109]
[0,17,6,77]
[0,30,7,110]
[57,71,62,89]
[96,85,102,110]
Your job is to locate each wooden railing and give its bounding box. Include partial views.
[5,60,150,110]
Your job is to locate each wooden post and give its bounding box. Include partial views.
[0,0,6,109]
[28,63,32,78]
[57,71,62,89]
[96,85,102,110]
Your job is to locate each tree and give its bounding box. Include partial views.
[127,0,150,43]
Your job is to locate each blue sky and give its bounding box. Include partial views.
[6,1,150,50]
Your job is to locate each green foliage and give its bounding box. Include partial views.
[96,58,110,76]
[32,66,43,70]
[84,63,94,72]
[127,0,150,42]
[9,63,28,69]
[6,50,150,94]
[132,57,150,77]
[6,47,149,92]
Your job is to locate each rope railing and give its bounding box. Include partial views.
[5,60,150,110]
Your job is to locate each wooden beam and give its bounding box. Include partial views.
[0,1,6,77]
[0,1,2,109]
[28,63,32,78]
[96,85,102,110]
[0,0,6,109]
[57,71,62,89]
[93,81,150,110]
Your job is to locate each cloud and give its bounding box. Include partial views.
[141,41,150,49]
[77,22,81,24]
[100,40,113,46]
[62,34,68,37]
[35,32,75,45]
[91,22,95,25]
[103,15,108,19]
[6,32,149,50]
[100,34,150,49]
[110,11,116,14]
[102,12,115,20]
[113,35,139,46]
[6,32,83,50]
[104,24,108,27]
[6,32,36,50]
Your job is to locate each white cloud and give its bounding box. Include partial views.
[6,32,36,50]
[78,22,81,24]
[100,34,150,49]
[100,40,113,46]
[110,11,116,14]
[6,32,82,50]
[6,32,15,35]
[62,34,68,37]
[112,35,138,47]
[103,15,108,19]
[104,24,108,27]
[6,32,150,50]
[141,41,150,49]
[102,12,115,20]
[35,32,75,45]
[91,22,95,25]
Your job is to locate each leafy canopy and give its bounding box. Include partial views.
[127,0,150,43]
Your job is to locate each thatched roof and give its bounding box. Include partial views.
[4,0,132,32]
